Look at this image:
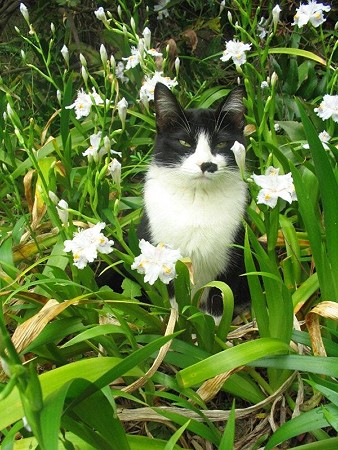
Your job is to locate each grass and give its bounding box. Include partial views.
[0,0,338,449]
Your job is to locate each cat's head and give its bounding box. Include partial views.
[152,82,245,184]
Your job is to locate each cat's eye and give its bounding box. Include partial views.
[179,139,191,148]
[215,142,227,149]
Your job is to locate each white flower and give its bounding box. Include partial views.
[64,222,114,269]
[108,158,122,185]
[19,3,29,23]
[293,1,331,28]
[115,62,129,83]
[314,95,338,122]
[131,239,182,285]
[220,40,252,67]
[303,130,331,149]
[122,47,141,70]
[154,0,170,20]
[83,131,108,162]
[117,97,128,127]
[230,141,246,177]
[261,80,269,89]
[140,72,178,102]
[272,5,282,27]
[65,88,104,119]
[90,88,104,106]
[252,167,297,208]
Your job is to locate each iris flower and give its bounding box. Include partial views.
[252,167,297,208]
[64,222,114,269]
[220,40,252,67]
[293,1,331,28]
[132,239,182,285]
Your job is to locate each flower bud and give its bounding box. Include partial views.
[130,17,136,33]
[142,27,151,49]
[79,53,87,67]
[56,199,69,225]
[94,7,107,23]
[230,141,246,179]
[100,44,108,66]
[51,22,55,34]
[110,54,116,70]
[174,57,180,75]
[61,45,69,66]
[272,5,282,28]
[271,71,278,87]
[56,89,61,105]
[117,97,128,128]
[81,65,88,83]
[19,3,29,23]
[6,103,14,118]
[48,191,59,204]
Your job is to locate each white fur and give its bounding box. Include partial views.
[144,132,247,293]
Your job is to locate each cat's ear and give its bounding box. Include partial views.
[154,82,184,130]
[216,89,245,128]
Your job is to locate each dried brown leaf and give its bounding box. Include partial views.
[305,301,338,356]
[12,298,80,354]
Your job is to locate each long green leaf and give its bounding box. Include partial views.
[265,404,338,450]
[0,357,143,430]
[290,163,335,300]
[249,355,338,377]
[177,338,290,388]
[268,48,327,66]
[219,400,236,450]
[297,100,338,299]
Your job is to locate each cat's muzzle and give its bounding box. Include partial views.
[200,162,218,173]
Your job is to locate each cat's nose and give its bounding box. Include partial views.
[200,162,218,173]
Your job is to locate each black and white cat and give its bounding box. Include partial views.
[138,82,249,319]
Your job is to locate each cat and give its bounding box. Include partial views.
[138,82,249,320]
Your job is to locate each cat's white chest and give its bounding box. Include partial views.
[144,165,247,288]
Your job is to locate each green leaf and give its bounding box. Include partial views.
[290,163,336,300]
[0,357,142,430]
[268,48,326,66]
[60,324,127,348]
[177,338,290,388]
[121,278,142,298]
[265,404,338,450]
[249,355,338,377]
[219,400,236,450]
[297,99,338,299]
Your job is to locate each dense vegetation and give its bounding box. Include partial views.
[0,1,337,448]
